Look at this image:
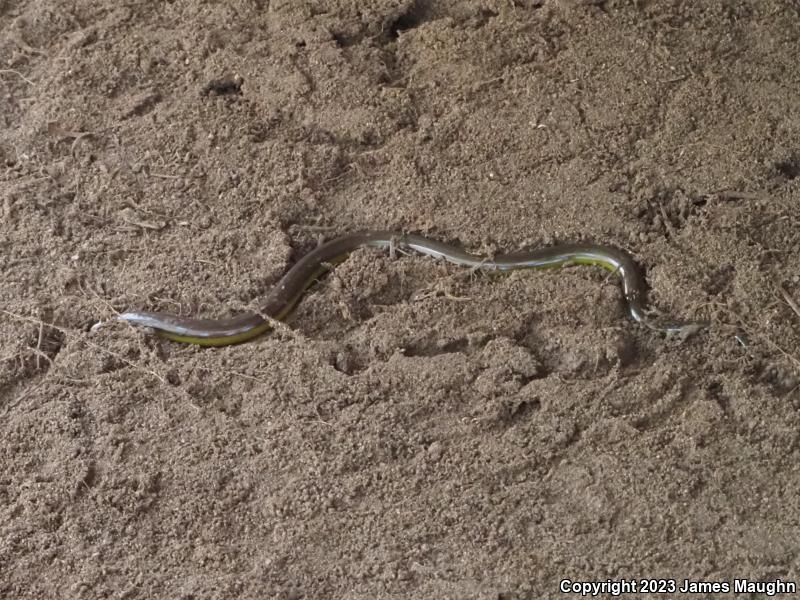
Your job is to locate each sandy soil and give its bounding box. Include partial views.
[2,0,800,598]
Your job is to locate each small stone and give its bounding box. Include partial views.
[427,441,443,461]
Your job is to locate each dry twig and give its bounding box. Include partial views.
[1,309,166,384]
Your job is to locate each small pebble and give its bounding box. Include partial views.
[427,441,443,461]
